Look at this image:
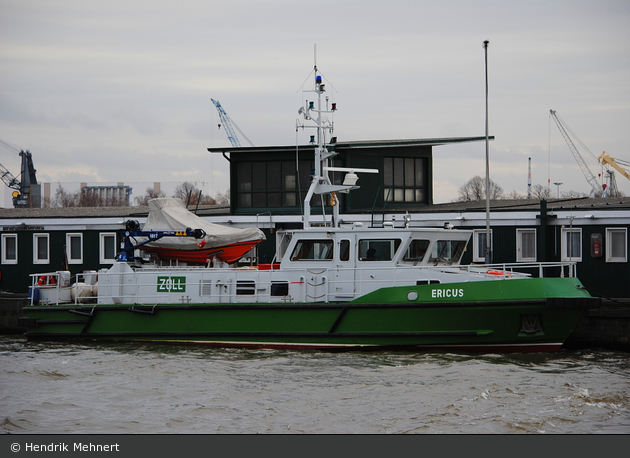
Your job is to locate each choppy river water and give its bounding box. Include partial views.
[1,336,629,434]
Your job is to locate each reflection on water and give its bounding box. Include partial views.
[1,336,629,434]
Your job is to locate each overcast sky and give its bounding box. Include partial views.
[1,0,629,207]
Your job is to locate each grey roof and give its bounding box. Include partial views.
[207,136,494,154]
[1,198,627,221]
[0,204,230,220]
[356,197,630,214]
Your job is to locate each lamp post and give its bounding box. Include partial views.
[554,182,563,198]
[483,40,492,264]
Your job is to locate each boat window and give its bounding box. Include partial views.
[236,280,256,295]
[275,232,293,262]
[402,239,430,264]
[339,240,350,262]
[358,239,402,261]
[271,282,289,296]
[290,240,334,261]
[428,240,467,265]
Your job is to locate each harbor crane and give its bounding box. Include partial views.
[211,99,254,148]
[0,140,40,208]
[549,110,602,197]
[599,152,630,198]
[599,152,630,182]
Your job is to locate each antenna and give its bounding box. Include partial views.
[527,157,532,199]
[314,43,317,72]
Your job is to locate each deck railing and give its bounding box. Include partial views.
[28,261,578,306]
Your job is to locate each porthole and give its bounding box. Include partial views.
[407,291,418,301]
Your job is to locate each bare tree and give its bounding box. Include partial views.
[135,186,165,206]
[504,190,526,200]
[530,184,552,200]
[173,182,217,206]
[456,176,503,202]
[51,185,80,207]
[173,182,199,204]
[214,189,230,206]
[562,189,590,199]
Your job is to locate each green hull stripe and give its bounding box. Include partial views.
[351,277,590,304]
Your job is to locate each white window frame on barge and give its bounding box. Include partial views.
[66,233,83,264]
[606,227,627,263]
[472,229,493,263]
[99,232,117,264]
[1,233,18,265]
[33,233,50,265]
[561,227,582,262]
[516,229,536,262]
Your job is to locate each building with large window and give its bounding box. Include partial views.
[208,137,491,215]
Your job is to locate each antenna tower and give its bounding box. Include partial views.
[527,157,532,199]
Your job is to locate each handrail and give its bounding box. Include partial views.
[29,261,578,306]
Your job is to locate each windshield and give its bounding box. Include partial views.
[402,239,430,264]
[290,240,334,261]
[428,240,467,265]
[358,239,402,261]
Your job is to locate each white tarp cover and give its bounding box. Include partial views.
[139,198,265,250]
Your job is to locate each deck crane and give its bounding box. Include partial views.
[549,110,602,197]
[211,99,254,148]
[0,142,40,208]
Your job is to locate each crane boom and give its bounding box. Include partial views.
[0,163,21,190]
[550,110,601,195]
[211,99,241,147]
[599,151,630,182]
[0,149,39,207]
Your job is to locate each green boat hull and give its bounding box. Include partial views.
[19,278,599,353]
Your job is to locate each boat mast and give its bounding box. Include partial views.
[299,62,339,228]
[298,57,376,229]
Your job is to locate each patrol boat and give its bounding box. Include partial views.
[19,66,599,352]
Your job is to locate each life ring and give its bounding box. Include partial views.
[38,275,56,286]
[486,270,512,276]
